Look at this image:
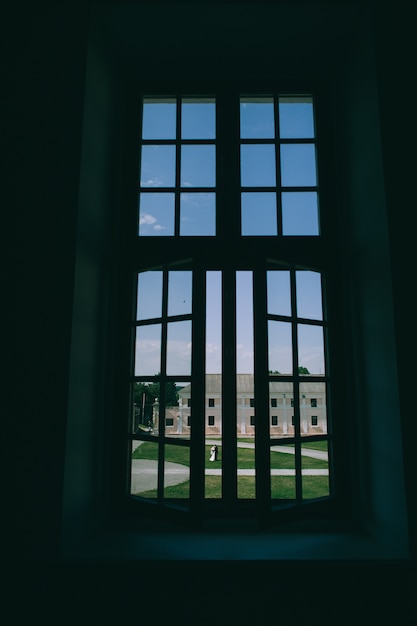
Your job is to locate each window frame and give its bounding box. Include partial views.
[115,80,351,529]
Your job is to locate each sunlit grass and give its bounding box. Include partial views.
[135,476,329,500]
[301,440,328,452]
[131,440,329,499]
[132,442,328,469]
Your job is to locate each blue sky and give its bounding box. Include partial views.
[139,98,319,236]
[135,269,325,377]
[135,99,324,377]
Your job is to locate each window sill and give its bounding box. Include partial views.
[60,518,409,562]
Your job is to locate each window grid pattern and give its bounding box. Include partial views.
[128,91,335,525]
[265,267,330,504]
[240,95,319,237]
[138,97,216,237]
[130,267,195,505]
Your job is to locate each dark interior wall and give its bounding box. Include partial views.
[372,5,417,561]
[8,1,416,622]
[331,12,407,545]
[62,12,124,554]
[12,4,90,559]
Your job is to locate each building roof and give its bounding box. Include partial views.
[178,374,324,396]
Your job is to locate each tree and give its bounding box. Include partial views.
[133,380,178,410]
[268,367,310,375]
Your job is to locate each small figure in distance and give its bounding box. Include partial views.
[209,444,218,462]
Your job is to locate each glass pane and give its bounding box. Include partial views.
[159,380,182,435]
[237,434,256,499]
[206,271,222,375]
[240,145,276,187]
[137,271,163,321]
[205,374,222,499]
[279,97,314,139]
[140,145,176,187]
[281,191,319,236]
[268,320,293,375]
[302,441,329,500]
[280,144,316,187]
[296,271,323,321]
[177,381,191,439]
[181,99,215,139]
[135,324,161,376]
[299,382,327,437]
[236,271,254,374]
[237,374,255,437]
[130,440,158,497]
[298,324,325,375]
[241,192,277,236]
[164,444,190,500]
[269,380,293,439]
[237,272,255,498]
[168,270,192,317]
[267,270,291,317]
[166,320,192,375]
[142,99,176,140]
[132,381,159,435]
[270,442,296,500]
[181,145,215,187]
[180,193,216,236]
[139,193,175,236]
[240,98,275,139]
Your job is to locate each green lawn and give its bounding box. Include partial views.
[301,440,328,452]
[135,475,329,500]
[132,442,328,469]
[132,441,329,500]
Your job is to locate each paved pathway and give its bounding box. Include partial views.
[131,459,189,493]
[207,439,328,461]
[131,440,328,493]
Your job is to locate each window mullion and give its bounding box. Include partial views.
[217,90,240,241]
[253,267,271,524]
[174,96,181,236]
[157,269,169,501]
[290,267,302,503]
[222,269,237,508]
[274,96,283,237]
[190,268,206,523]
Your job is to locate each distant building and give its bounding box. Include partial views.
[152,374,327,437]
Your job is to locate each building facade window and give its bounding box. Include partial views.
[126,88,341,527]
[311,398,317,407]
[311,415,318,426]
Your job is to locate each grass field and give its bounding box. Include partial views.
[136,475,329,500]
[132,442,328,469]
[132,440,329,500]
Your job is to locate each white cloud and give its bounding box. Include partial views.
[140,213,157,225]
[166,339,192,375]
[153,224,165,231]
[140,178,164,186]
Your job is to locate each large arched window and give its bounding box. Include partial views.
[120,86,348,528]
